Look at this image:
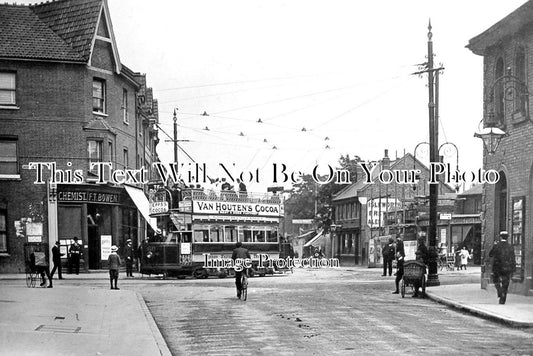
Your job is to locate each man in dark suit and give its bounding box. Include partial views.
[382,238,394,276]
[68,237,82,274]
[489,231,516,304]
[50,241,64,280]
[232,241,251,299]
[125,239,134,277]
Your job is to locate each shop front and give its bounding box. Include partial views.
[53,184,155,271]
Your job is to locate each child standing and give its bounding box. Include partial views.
[459,246,471,270]
[108,245,121,290]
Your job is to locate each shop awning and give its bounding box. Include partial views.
[124,185,158,232]
[304,230,324,247]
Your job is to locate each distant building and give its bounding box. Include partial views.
[0,0,159,272]
[467,0,533,295]
[332,150,454,266]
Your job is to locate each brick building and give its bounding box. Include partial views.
[467,0,533,295]
[0,0,159,272]
[331,150,455,266]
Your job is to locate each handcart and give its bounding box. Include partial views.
[401,260,426,298]
[24,242,49,288]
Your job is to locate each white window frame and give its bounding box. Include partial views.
[92,78,106,114]
[122,88,129,124]
[0,138,19,178]
[0,72,16,106]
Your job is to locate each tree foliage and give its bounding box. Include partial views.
[284,154,365,225]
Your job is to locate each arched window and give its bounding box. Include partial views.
[514,46,527,116]
[494,57,505,125]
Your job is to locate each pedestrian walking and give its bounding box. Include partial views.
[382,238,394,276]
[489,231,516,304]
[68,236,82,274]
[125,239,134,277]
[459,246,471,270]
[50,241,64,280]
[232,241,250,299]
[108,245,121,290]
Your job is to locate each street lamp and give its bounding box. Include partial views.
[474,66,529,154]
[474,126,507,155]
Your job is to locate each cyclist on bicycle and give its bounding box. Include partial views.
[232,241,251,299]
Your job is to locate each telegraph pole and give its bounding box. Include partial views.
[413,20,444,287]
[173,108,178,164]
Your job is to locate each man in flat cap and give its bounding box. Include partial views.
[489,231,516,304]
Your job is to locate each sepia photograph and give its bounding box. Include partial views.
[1,0,533,355]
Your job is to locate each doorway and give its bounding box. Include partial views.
[88,225,100,269]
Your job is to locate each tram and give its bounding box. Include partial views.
[140,187,284,278]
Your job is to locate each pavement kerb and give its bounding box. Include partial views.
[135,291,173,356]
[424,291,533,328]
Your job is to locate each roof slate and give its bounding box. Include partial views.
[0,5,85,62]
[30,0,103,61]
[0,0,104,62]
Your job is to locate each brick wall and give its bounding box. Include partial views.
[481,27,533,294]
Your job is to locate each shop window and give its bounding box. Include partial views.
[0,138,18,176]
[0,72,16,105]
[92,78,106,114]
[0,209,7,252]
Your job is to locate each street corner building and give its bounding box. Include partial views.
[467,0,533,295]
[0,0,160,273]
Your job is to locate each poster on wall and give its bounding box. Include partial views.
[101,235,112,260]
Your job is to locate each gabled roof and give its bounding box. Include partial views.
[467,0,533,56]
[0,0,123,71]
[30,0,103,62]
[0,5,85,62]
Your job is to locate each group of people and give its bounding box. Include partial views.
[389,231,515,303]
[31,237,137,290]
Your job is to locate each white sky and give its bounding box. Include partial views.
[105,0,526,191]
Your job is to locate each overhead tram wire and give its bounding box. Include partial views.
[311,76,409,130]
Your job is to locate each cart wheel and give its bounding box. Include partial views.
[421,275,426,295]
[401,279,405,298]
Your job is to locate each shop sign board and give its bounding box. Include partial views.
[193,200,282,217]
[149,201,169,215]
[57,191,120,204]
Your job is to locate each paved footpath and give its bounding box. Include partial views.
[0,285,171,356]
[425,283,533,327]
